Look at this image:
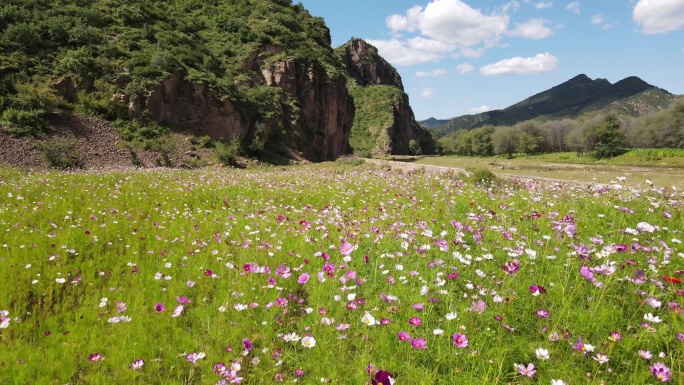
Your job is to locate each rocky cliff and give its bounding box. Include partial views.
[128,54,354,161]
[336,39,435,155]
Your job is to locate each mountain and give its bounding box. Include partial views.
[433,74,675,136]
[335,39,437,155]
[0,0,354,162]
[419,117,451,129]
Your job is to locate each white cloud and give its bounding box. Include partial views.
[502,0,521,13]
[421,88,435,98]
[591,14,604,25]
[366,39,444,66]
[417,0,510,46]
[385,0,509,47]
[375,0,559,67]
[471,105,495,113]
[633,0,684,35]
[456,63,474,74]
[386,5,423,32]
[415,69,447,78]
[457,47,486,58]
[480,52,558,75]
[407,37,456,53]
[508,18,555,39]
[535,2,553,9]
[565,2,580,14]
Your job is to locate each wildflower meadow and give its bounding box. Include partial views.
[0,164,682,384]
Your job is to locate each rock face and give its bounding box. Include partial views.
[128,52,354,161]
[337,38,429,155]
[338,38,404,89]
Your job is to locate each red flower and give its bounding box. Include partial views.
[662,276,681,284]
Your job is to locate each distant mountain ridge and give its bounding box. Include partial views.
[427,74,675,136]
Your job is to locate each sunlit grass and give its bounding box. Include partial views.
[0,164,682,384]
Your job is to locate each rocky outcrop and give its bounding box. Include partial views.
[338,38,404,89]
[337,38,433,155]
[128,53,354,161]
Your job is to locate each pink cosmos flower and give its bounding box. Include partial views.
[650,362,671,382]
[177,296,191,304]
[130,359,145,370]
[518,363,536,377]
[580,265,596,282]
[471,300,487,314]
[398,331,410,342]
[340,240,353,256]
[116,302,127,313]
[154,303,165,313]
[172,305,183,317]
[536,309,550,318]
[297,273,310,284]
[453,333,468,348]
[409,317,422,326]
[214,362,228,375]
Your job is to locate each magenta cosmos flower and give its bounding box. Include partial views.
[453,333,468,348]
[372,370,396,385]
[398,331,410,342]
[154,303,165,313]
[502,261,519,275]
[411,338,427,349]
[650,362,671,382]
[89,353,104,362]
[408,317,422,326]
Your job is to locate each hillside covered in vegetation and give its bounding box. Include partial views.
[0,0,358,163]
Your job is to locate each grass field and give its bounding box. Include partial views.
[0,163,682,384]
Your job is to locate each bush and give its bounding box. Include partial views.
[215,139,241,167]
[115,119,170,149]
[36,138,82,169]
[335,157,365,167]
[0,108,49,136]
[198,136,215,148]
[465,167,499,186]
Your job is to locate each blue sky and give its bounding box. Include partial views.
[298,0,684,120]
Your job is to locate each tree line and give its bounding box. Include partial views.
[436,98,684,158]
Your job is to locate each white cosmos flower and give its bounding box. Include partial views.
[360,312,376,326]
[445,312,458,321]
[301,335,316,348]
[644,313,663,323]
[535,348,550,360]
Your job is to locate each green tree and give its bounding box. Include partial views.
[470,125,495,156]
[584,113,625,158]
[492,125,519,158]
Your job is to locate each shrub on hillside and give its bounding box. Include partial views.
[215,139,241,167]
[36,138,82,169]
[0,108,49,136]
